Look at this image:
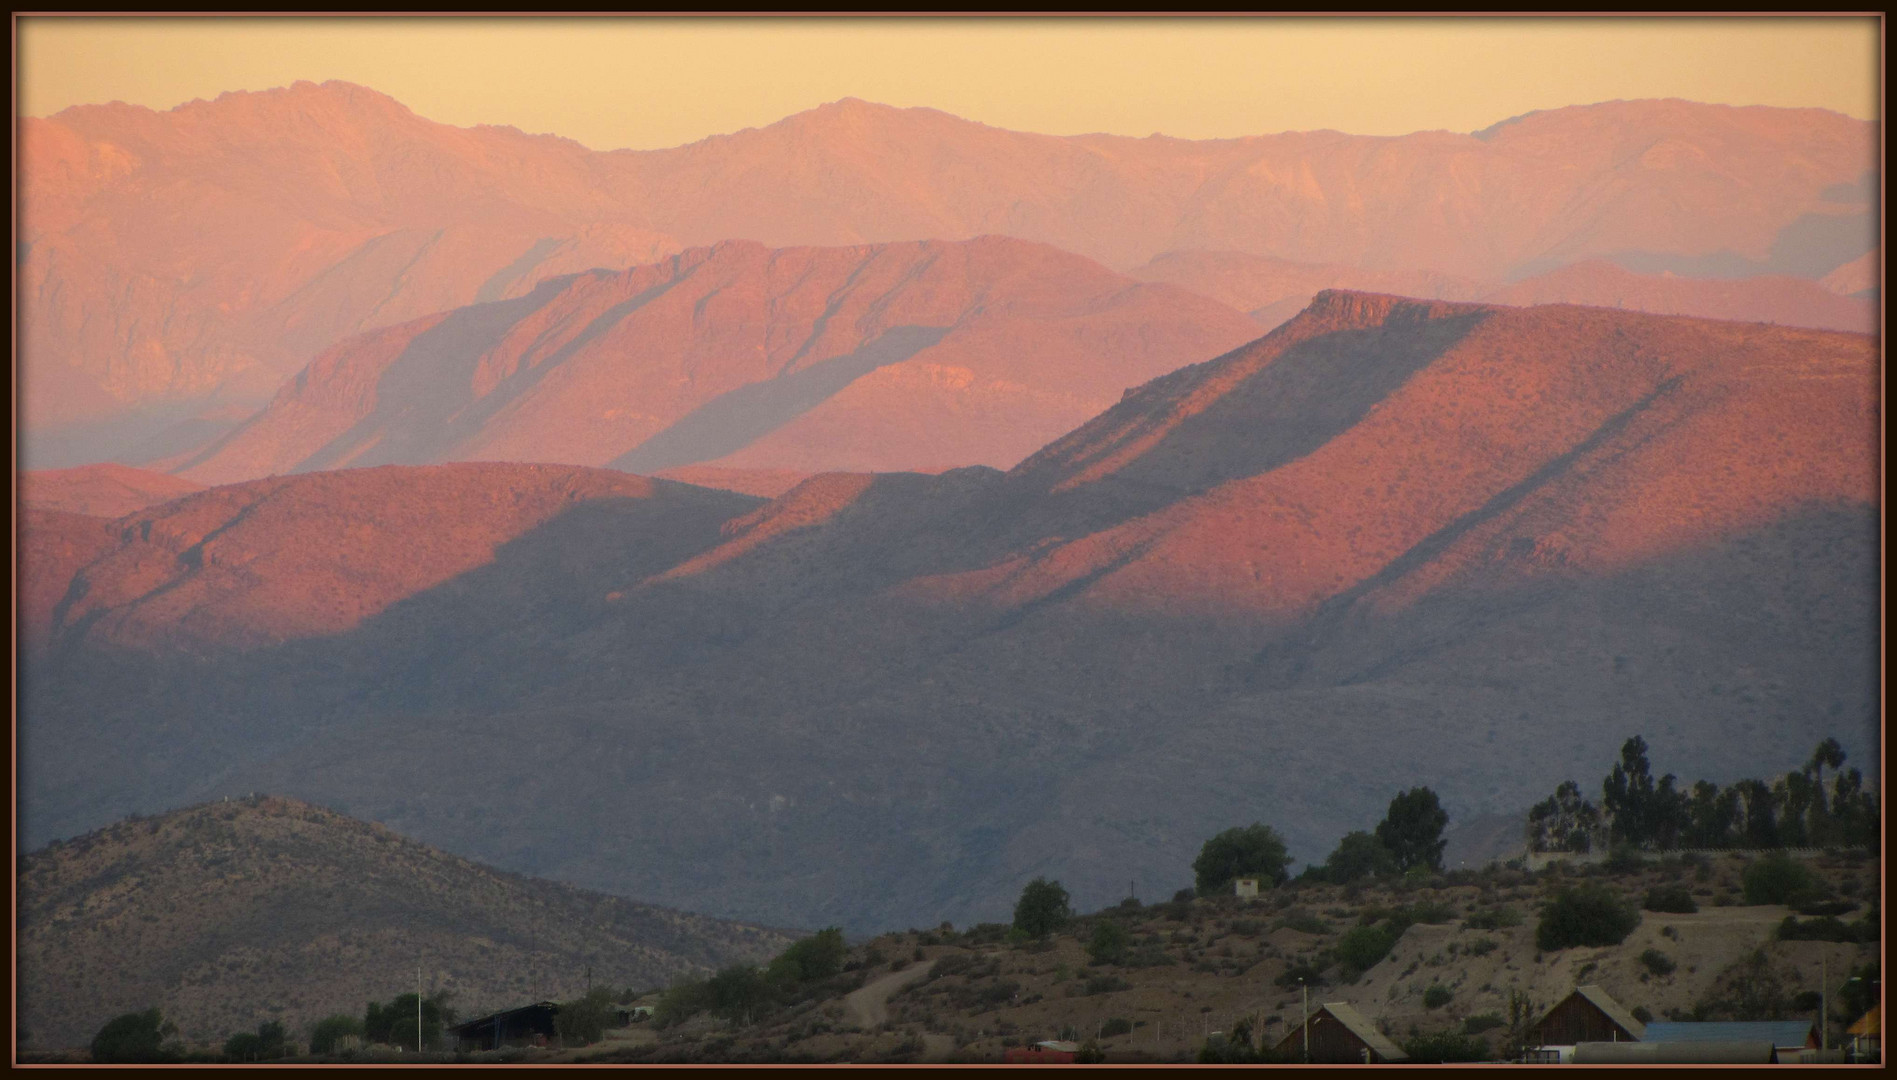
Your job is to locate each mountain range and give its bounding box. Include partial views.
[21,83,1875,468]
[20,292,1878,935]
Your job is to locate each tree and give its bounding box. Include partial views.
[1375,788,1448,873]
[1684,780,1740,849]
[309,1014,365,1056]
[1323,830,1398,883]
[1735,779,1780,849]
[91,1008,178,1064]
[1013,877,1073,939]
[1192,824,1291,895]
[767,928,847,986]
[1602,736,1686,848]
[364,993,454,1050]
[553,987,618,1046]
[706,964,773,1023]
[1527,781,1602,854]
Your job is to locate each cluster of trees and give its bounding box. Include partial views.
[1528,736,1877,855]
[653,928,850,1029]
[1183,787,1453,900]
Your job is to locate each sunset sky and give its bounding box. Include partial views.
[17,15,1881,151]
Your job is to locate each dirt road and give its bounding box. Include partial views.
[844,959,939,1030]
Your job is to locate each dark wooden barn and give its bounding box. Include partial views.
[1270,1002,1410,1064]
[447,1001,560,1051]
[1523,985,1646,1061]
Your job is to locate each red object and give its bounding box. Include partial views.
[1002,1048,1076,1063]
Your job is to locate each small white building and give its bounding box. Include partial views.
[1234,877,1260,898]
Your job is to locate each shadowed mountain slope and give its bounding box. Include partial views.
[172,237,1263,485]
[19,294,1879,937]
[17,796,796,1051]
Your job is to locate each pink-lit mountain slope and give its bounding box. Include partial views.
[174,237,1262,485]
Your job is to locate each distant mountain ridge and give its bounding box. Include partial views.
[168,236,1264,485]
[20,293,1876,936]
[21,82,1874,461]
[16,795,796,1051]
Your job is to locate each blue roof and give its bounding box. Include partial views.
[1643,1021,1813,1048]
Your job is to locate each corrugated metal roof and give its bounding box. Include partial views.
[1644,1020,1815,1048]
[1572,984,1647,1041]
[1575,1039,1777,1064]
[1319,1002,1410,1062]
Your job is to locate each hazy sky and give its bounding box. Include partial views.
[17,16,1882,151]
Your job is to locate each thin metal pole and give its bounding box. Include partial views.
[1301,981,1310,1063]
[418,964,423,1054]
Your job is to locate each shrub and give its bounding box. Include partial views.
[1333,922,1405,976]
[1741,852,1819,906]
[1462,1013,1505,1035]
[1404,901,1457,925]
[1083,975,1130,996]
[1274,911,1332,935]
[309,1014,365,1056]
[1172,888,1197,904]
[1536,884,1641,951]
[1643,885,1698,914]
[1639,949,1676,977]
[1603,846,1648,875]
[1423,985,1453,1009]
[1631,1005,1653,1024]
[1465,936,1498,957]
[1087,921,1131,966]
[1775,915,1871,943]
[91,1008,178,1064]
[1795,899,1860,917]
[653,978,714,1028]
[1402,1030,1490,1063]
[1464,905,1523,930]
[1101,1017,1133,1038]
[1013,878,1073,939]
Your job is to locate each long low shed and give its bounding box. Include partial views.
[1573,1040,1777,1064]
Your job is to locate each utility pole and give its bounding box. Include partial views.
[417,963,423,1054]
[1301,979,1310,1064]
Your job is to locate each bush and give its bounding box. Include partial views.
[309,1014,365,1056]
[1193,824,1291,894]
[1462,1013,1505,1035]
[1643,885,1698,914]
[1083,975,1131,996]
[1465,936,1498,957]
[1741,852,1819,906]
[1775,915,1872,943]
[1172,887,1197,904]
[1603,846,1648,874]
[653,978,714,1028]
[1631,1005,1653,1024]
[1464,905,1523,930]
[1795,899,1860,917]
[1537,884,1641,951]
[1403,901,1457,925]
[1639,949,1677,977]
[1087,921,1131,966]
[1013,878,1073,939]
[1101,1017,1134,1038]
[1333,922,1405,976]
[1423,985,1453,1009]
[91,1008,178,1064]
[1402,1030,1490,1063]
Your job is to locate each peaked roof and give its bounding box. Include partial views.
[1846,1005,1879,1037]
[1643,1020,1816,1048]
[1552,984,1648,1041]
[1319,1002,1411,1062]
